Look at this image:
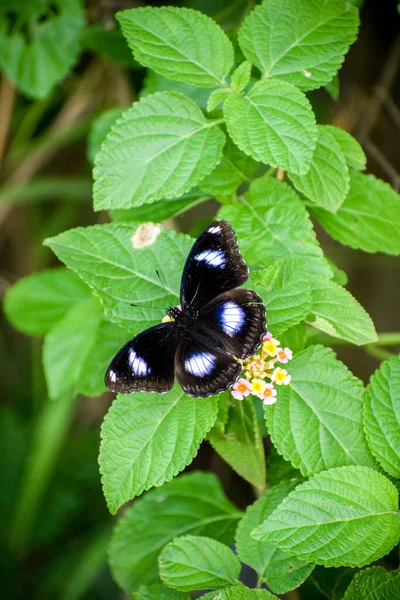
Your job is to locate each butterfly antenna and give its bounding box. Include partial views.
[155,269,174,307]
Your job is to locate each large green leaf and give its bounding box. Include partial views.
[218,178,332,278]
[93,92,225,210]
[322,125,366,170]
[141,71,211,109]
[117,6,234,87]
[109,471,241,593]
[87,107,126,164]
[159,535,240,591]
[265,345,376,476]
[238,0,359,91]
[110,190,209,223]
[43,296,104,399]
[311,172,400,255]
[249,258,312,336]
[253,465,400,567]
[309,276,377,345]
[45,223,192,331]
[224,79,317,174]
[236,481,314,594]
[343,566,400,600]
[100,384,218,513]
[4,267,90,336]
[289,126,349,212]
[134,584,188,600]
[364,356,400,478]
[0,0,84,99]
[217,588,278,599]
[208,396,266,489]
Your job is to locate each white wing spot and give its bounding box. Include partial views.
[109,370,117,383]
[128,349,151,376]
[185,352,216,377]
[194,249,226,268]
[208,225,221,233]
[217,302,245,336]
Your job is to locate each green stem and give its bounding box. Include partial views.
[373,332,400,346]
[364,345,394,361]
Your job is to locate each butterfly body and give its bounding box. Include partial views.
[105,221,266,398]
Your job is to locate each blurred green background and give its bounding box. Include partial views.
[1,1,400,598]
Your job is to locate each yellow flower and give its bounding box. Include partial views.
[250,378,268,397]
[261,337,280,358]
[271,367,291,386]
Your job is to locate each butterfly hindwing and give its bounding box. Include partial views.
[174,333,242,397]
[180,220,249,311]
[104,322,179,394]
[197,288,266,360]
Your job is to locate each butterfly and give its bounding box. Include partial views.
[105,220,266,398]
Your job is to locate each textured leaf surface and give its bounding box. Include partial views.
[238,0,359,91]
[208,397,266,489]
[87,107,126,164]
[118,6,234,87]
[218,178,332,278]
[141,71,211,109]
[253,465,400,567]
[224,79,317,174]
[231,60,252,92]
[364,356,400,478]
[4,267,90,336]
[266,446,302,489]
[290,126,349,212]
[0,0,84,98]
[45,223,192,331]
[109,471,241,593]
[159,535,240,591]
[309,276,377,345]
[323,125,366,170]
[218,588,278,599]
[343,566,400,600]
[236,482,314,593]
[93,92,225,210]
[110,190,208,223]
[265,345,376,476]
[43,296,103,399]
[249,258,312,335]
[312,172,400,255]
[100,384,218,513]
[133,584,188,599]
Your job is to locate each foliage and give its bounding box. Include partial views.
[2,0,400,599]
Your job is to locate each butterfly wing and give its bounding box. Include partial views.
[197,288,266,360]
[174,333,242,398]
[180,220,248,311]
[104,322,180,393]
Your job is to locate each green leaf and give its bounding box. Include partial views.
[141,71,211,109]
[224,79,317,174]
[311,172,400,255]
[231,61,252,92]
[77,320,130,397]
[159,535,240,591]
[133,583,188,600]
[4,267,90,336]
[93,92,225,210]
[364,356,400,478]
[249,258,312,336]
[218,178,333,278]
[199,138,258,198]
[238,0,359,91]
[236,481,314,593]
[343,566,400,600]
[44,223,192,331]
[253,465,400,568]
[265,345,376,476]
[218,587,278,599]
[207,88,232,113]
[322,126,366,170]
[43,296,104,399]
[289,126,349,212]
[110,191,209,223]
[325,73,340,100]
[208,396,266,489]
[109,471,241,593]
[266,446,302,489]
[117,6,234,87]
[79,25,134,67]
[100,384,218,513]
[309,276,377,345]
[277,323,307,355]
[0,0,85,99]
[87,107,126,164]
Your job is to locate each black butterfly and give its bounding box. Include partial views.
[105,220,266,398]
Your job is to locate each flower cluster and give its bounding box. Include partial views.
[231,332,293,405]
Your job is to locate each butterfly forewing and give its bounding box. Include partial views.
[197,288,266,360]
[174,334,242,397]
[180,220,249,311]
[104,323,179,394]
